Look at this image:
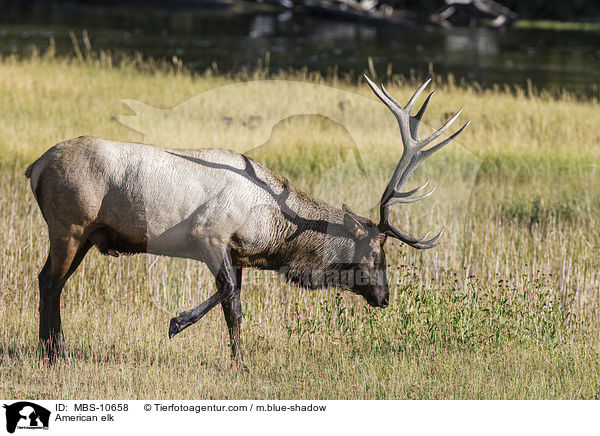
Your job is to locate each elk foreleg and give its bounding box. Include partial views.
[168,245,237,339]
[221,267,243,364]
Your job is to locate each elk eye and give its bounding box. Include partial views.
[371,251,379,261]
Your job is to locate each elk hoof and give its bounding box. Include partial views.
[168,317,181,339]
[40,335,69,364]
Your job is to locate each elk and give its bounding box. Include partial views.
[26,76,468,364]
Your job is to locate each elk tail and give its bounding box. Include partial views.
[25,162,35,179]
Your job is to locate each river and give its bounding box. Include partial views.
[1,3,599,98]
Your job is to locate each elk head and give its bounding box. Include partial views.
[341,76,469,308]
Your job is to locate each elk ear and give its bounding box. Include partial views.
[342,203,355,215]
[343,210,368,240]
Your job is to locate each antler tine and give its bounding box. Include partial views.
[364,75,414,151]
[395,179,429,198]
[386,185,436,206]
[364,75,402,114]
[418,108,462,149]
[419,121,470,161]
[384,225,445,249]
[383,81,433,142]
[414,228,445,249]
[380,83,404,110]
[404,78,432,113]
[413,90,435,139]
[365,76,468,249]
[382,179,430,205]
[381,80,434,146]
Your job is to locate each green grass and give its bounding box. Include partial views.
[0,52,599,399]
[513,20,600,32]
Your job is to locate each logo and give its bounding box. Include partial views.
[114,80,481,312]
[3,402,50,433]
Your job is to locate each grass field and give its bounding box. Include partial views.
[0,52,599,399]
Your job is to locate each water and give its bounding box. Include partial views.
[1,4,599,98]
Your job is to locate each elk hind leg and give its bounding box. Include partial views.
[39,228,90,362]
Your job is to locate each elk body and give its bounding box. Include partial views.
[26,77,467,363]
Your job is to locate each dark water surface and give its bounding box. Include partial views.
[1,4,599,98]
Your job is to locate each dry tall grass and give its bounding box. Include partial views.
[0,52,599,399]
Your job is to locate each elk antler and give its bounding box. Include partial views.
[364,75,469,249]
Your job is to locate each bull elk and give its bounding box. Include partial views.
[26,76,468,363]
